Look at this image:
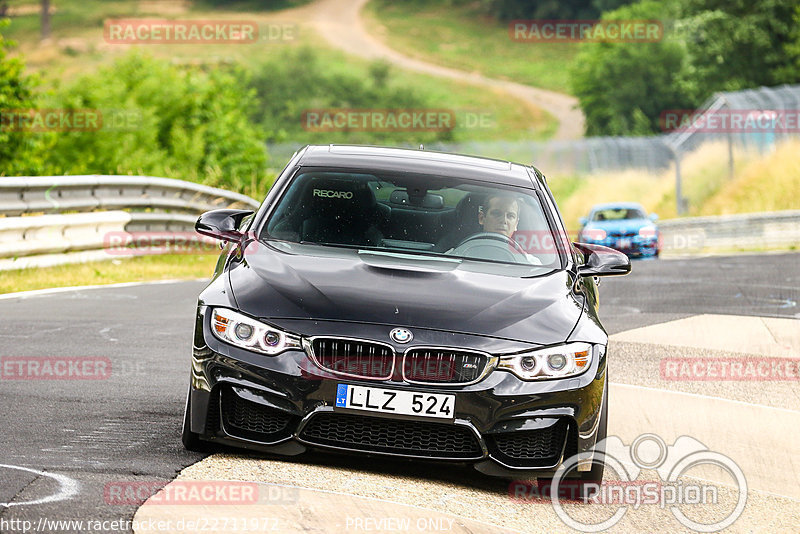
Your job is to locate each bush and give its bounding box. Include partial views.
[408,0,637,19]
[44,53,268,193]
[0,19,46,175]
[246,47,454,145]
[571,0,800,136]
[679,0,800,92]
[570,1,695,136]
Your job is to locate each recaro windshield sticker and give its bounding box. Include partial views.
[313,189,353,199]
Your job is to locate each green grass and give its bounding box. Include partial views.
[3,0,555,142]
[365,0,578,94]
[3,1,138,42]
[546,175,584,206]
[550,139,800,229]
[0,253,217,294]
[290,39,556,142]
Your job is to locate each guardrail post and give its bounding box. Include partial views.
[727,130,734,181]
[674,149,687,215]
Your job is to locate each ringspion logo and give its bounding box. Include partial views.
[517,434,747,532]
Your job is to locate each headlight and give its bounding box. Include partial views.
[497,342,593,380]
[210,307,302,355]
[582,228,606,241]
[638,225,657,238]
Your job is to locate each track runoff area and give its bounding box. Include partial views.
[0,253,798,533]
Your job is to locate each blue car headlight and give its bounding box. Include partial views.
[581,228,606,241]
[638,225,657,239]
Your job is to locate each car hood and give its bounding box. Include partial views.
[586,218,654,233]
[227,243,584,345]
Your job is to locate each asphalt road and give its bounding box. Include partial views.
[0,252,797,533]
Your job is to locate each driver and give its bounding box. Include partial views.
[446,193,541,265]
[478,194,520,238]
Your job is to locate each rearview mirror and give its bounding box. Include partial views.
[579,217,588,226]
[649,213,659,221]
[573,242,631,277]
[195,209,254,242]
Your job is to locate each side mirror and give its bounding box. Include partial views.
[573,242,631,277]
[195,209,254,242]
[579,217,588,226]
[649,213,659,222]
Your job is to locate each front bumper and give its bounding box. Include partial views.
[188,308,607,478]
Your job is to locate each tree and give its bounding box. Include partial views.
[778,6,800,81]
[45,53,268,191]
[570,1,695,136]
[679,0,800,91]
[0,20,45,175]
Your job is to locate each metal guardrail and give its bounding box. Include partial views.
[0,212,132,259]
[0,175,259,216]
[659,210,800,253]
[0,175,260,271]
[1,176,797,271]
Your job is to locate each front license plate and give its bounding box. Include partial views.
[335,384,454,419]
[616,238,632,249]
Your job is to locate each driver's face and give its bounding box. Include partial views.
[479,197,519,237]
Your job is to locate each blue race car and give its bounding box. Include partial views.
[578,202,660,258]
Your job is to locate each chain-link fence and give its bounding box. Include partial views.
[268,84,800,214]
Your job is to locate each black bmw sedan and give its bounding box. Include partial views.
[183,145,630,484]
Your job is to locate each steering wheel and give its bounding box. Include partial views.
[450,232,528,262]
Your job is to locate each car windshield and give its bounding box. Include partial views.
[592,207,646,221]
[262,169,564,274]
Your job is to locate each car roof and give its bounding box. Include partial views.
[295,145,540,189]
[590,202,646,212]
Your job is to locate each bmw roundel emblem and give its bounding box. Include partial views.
[390,328,413,344]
